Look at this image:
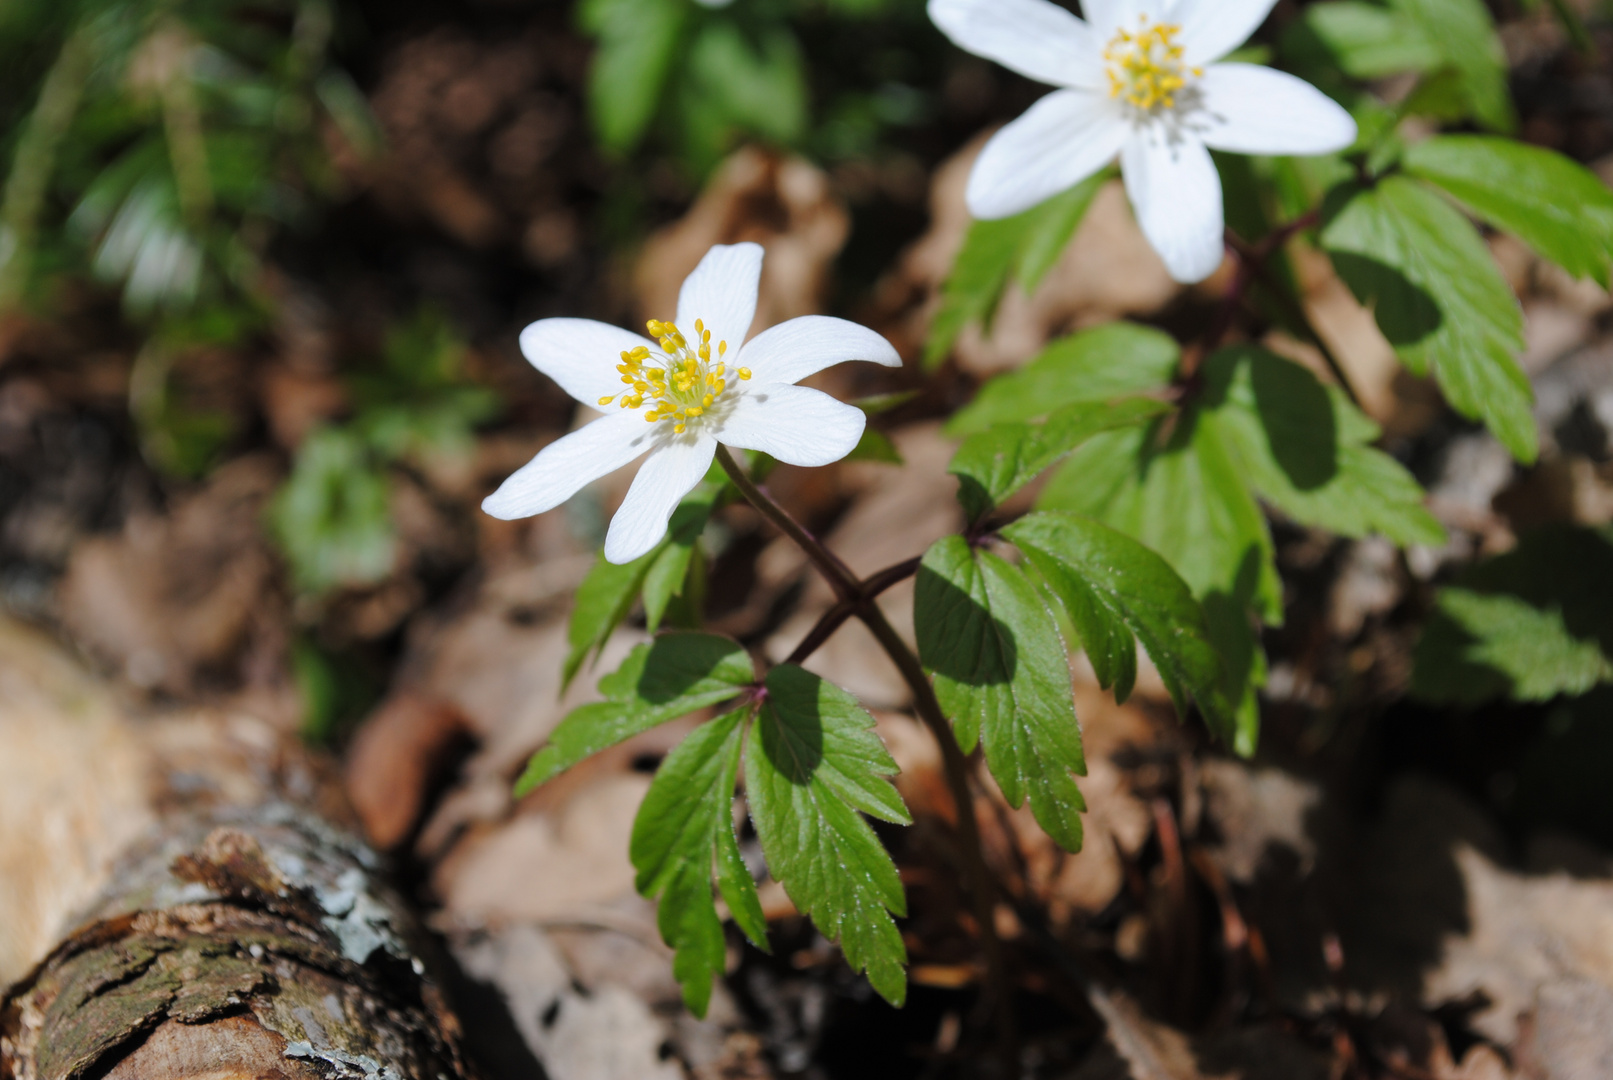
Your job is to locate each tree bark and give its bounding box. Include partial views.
[0,617,470,1080]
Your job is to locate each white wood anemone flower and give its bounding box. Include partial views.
[928,0,1359,283]
[482,242,901,564]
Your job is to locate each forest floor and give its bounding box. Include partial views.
[5,2,1613,1078]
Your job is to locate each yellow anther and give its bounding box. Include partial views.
[695,319,704,334]
[621,374,635,384]
[718,342,728,357]
[1105,17,1191,114]
[685,406,703,417]
[599,395,616,406]
[702,394,714,407]
[674,424,686,434]
[738,368,752,380]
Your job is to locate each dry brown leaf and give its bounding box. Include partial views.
[345,695,473,850]
[58,454,284,696]
[636,147,850,341]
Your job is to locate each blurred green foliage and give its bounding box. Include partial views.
[0,0,376,320]
[579,0,935,175]
[270,310,498,597]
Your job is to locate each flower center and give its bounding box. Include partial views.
[1104,17,1199,114]
[598,319,751,435]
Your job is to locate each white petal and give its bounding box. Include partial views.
[603,436,718,564]
[928,0,1106,90]
[737,316,901,388]
[1083,0,1148,33]
[520,319,659,407]
[1172,0,1278,66]
[482,410,654,520]
[1121,132,1226,284]
[1196,64,1358,156]
[716,386,867,468]
[675,243,764,353]
[966,90,1128,220]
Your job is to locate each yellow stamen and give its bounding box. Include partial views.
[1104,17,1193,114]
[604,316,744,435]
[738,368,751,381]
[599,395,616,406]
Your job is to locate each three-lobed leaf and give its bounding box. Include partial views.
[1321,176,1535,463]
[518,632,754,795]
[1004,512,1237,744]
[746,665,911,1006]
[916,537,1087,851]
[1402,135,1613,288]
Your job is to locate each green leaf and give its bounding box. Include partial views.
[642,490,719,633]
[1038,418,1277,753]
[1386,0,1513,131]
[1200,346,1445,546]
[747,665,910,1005]
[948,398,1171,522]
[1413,525,1613,706]
[566,488,720,683]
[926,172,1110,369]
[946,322,1181,435]
[631,707,764,1016]
[1402,135,1613,288]
[518,633,754,795]
[1322,177,1535,463]
[688,23,808,147]
[1296,1,1442,79]
[565,550,660,688]
[269,427,396,596]
[1004,512,1236,741]
[579,0,688,155]
[915,537,1087,851]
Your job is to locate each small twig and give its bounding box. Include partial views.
[784,555,922,666]
[716,446,860,602]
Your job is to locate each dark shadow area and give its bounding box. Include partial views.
[913,563,1016,689]
[1326,252,1443,351]
[634,632,748,704]
[759,665,827,784]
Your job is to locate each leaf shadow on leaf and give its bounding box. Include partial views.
[637,633,751,705]
[758,665,824,785]
[1200,546,1267,744]
[1328,251,1443,350]
[1248,355,1339,491]
[914,563,1017,688]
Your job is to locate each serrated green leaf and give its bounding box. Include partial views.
[926,172,1109,369]
[1322,177,1535,463]
[1040,418,1282,625]
[746,664,910,1005]
[1004,512,1236,741]
[916,537,1087,851]
[946,322,1180,435]
[519,633,754,795]
[1297,1,1442,79]
[1413,525,1613,706]
[949,398,1171,522]
[1038,417,1276,753]
[1201,346,1445,546]
[579,0,688,155]
[1387,0,1513,131]
[1402,135,1613,288]
[631,706,762,1016]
